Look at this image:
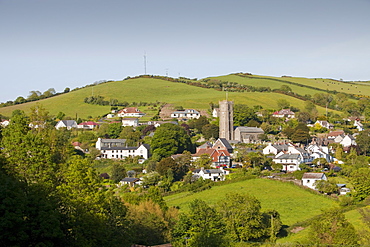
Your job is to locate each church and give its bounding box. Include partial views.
[218,100,264,143]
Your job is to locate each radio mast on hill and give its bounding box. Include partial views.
[144,51,147,75]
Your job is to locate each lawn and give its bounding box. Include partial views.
[165,178,338,226]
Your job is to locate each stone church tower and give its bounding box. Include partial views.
[219,100,234,141]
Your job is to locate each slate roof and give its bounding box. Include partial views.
[302,173,325,179]
[121,177,140,182]
[217,138,233,151]
[275,153,300,159]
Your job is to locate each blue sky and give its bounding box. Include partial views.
[1,0,370,103]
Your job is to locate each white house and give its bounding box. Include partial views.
[212,108,220,118]
[272,109,295,118]
[55,120,78,130]
[77,121,99,130]
[96,138,150,159]
[192,167,229,181]
[339,134,356,147]
[354,120,364,131]
[119,177,142,187]
[314,120,334,129]
[263,143,290,155]
[302,172,327,190]
[117,107,145,118]
[171,109,200,119]
[273,153,302,172]
[122,118,139,127]
[306,144,333,163]
[1,120,10,127]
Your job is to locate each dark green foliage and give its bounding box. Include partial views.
[156,157,187,181]
[356,129,370,156]
[111,163,126,183]
[233,104,258,126]
[0,160,65,246]
[202,123,219,139]
[308,208,359,246]
[151,123,193,159]
[189,116,209,132]
[350,168,370,201]
[172,199,227,247]
[108,122,123,139]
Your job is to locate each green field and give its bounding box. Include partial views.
[0,74,350,118]
[165,178,337,226]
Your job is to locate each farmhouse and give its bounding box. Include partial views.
[122,118,139,127]
[117,107,145,118]
[302,172,327,190]
[170,109,200,119]
[263,143,290,155]
[95,138,150,159]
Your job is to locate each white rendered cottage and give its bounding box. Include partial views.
[302,172,327,190]
[55,120,78,130]
[192,167,229,181]
[96,138,150,160]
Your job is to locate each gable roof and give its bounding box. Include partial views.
[118,107,144,114]
[275,153,300,159]
[235,126,264,133]
[121,177,140,182]
[302,172,325,179]
[60,120,77,126]
[214,138,233,151]
[78,121,99,126]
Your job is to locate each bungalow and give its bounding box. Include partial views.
[192,167,229,181]
[119,177,142,187]
[117,107,145,118]
[170,109,200,119]
[122,118,139,127]
[302,172,327,190]
[55,120,78,130]
[77,121,99,130]
[272,109,295,118]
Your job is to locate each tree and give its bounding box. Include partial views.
[172,199,227,247]
[356,129,370,156]
[233,104,258,126]
[276,99,290,109]
[314,180,338,194]
[119,126,141,146]
[156,157,187,181]
[217,193,268,242]
[108,122,123,139]
[126,200,178,246]
[151,123,192,159]
[201,124,219,140]
[64,87,70,93]
[308,208,359,246]
[350,168,370,201]
[111,163,126,182]
[189,116,209,132]
[14,96,26,104]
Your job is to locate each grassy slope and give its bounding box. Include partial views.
[0,77,332,118]
[165,178,337,226]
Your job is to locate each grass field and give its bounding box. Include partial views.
[165,178,338,226]
[0,75,348,118]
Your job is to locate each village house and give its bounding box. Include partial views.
[170,109,200,119]
[327,130,345,140]
[1,120,10,127]
[77,121,99,130]
[272,145,312,172]
[192,167,229,181]
[55,120,78,130]
[354,119,364,131]
[122,118,139,127]
[314,120,334,129]
[263,143,290,155]
[306,143,333,163]
[192,138,233,167]
[302,172,327,190]
[272,109,295,118]
[119,177,142,187]
[95,138,150,160]
[117,107,145,118]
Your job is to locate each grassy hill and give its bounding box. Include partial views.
[0,74,354,119]
[165,178,337,226]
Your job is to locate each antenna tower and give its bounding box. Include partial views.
[144,51,147,75]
